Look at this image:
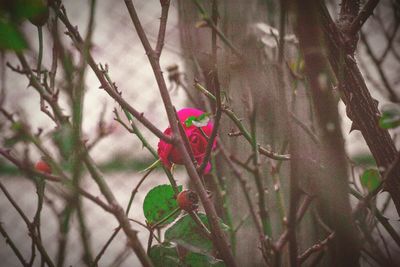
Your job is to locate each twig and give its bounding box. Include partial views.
[249,107,271,236]
[349,0,380,36]
[150,208,181,229]
[16,53,67,123]
[192,0,242,59]
[209,156,234,248]
[49,16,58,92]
[268,161,287,226]
[375,223,393,262]
[274,194,314,251]
[70,1,96,261]
[229,154,255,173]
[52,5,172,144]
[92,227,121,267]
[0,148,59,182]
[36,26,43,81]
[198,65,222,176]
[109,246,130,267]
[195,82,291,161]
[188,211,212,240]
[83,154,153,267]
[126,168,154,216]
[219,142,265,242]
[32,176,45,267]
[350,188,400,256]
[0,223,28,266]
[297,232,335,264]
[289,112,320,145]
[258,146,291,161]
[173,106,197,165]
[0,182,55,267]
[155,0,170,57]
[118,108,180,193]
[0,148,114,213]
[122,1,237,265]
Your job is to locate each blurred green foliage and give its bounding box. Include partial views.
[0,0,49,51]
[360,169,381,192]
[379,107,400,129]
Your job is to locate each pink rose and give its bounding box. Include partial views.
[157,108,216,173]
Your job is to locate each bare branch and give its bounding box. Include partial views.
[349,0,380,36]
[122,1,237,265]
[297,232,335,264]
[0,223,28,266]
[155,0,170,58]
[52,4,173,144]
[274,194,314,251]
[0,182,55,267]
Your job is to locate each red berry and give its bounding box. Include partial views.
[177,190,199,212]
[35,160,51,174]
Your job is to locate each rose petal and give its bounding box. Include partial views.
[157,108,217,174]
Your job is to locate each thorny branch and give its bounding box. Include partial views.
[121,1,237,266]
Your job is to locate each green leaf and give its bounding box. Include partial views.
[148,243,181,267]
[192,114,210,127]
[185,116,197,127]
[184,113,210,127]
[379,108,400,129]
[143,184,182,226]
[0,19,27,51]
[184,252,225,267]
[165,213,229,253]
[360,169,381,192]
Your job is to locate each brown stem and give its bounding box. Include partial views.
[0,148,114,213]
[83,155,152,267]
[0,221,28,266]
[297,232,335,265]
[318,1,400,216]
[155,0,170,57]
[122,1,237,265]
[0,182,55,267]
[219,142,265,240]
[296,2,362,265]
[349,0,380,36]
[52,5,172,144]
[274,195,314,251]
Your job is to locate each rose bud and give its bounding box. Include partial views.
[177,190,199,212]
[35,160,51,174]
